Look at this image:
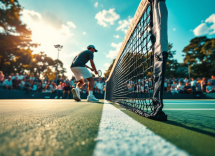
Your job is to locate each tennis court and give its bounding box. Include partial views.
[0,99,215,156]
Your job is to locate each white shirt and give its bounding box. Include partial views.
[184,79,189,83]
[177,84,184,90]
[57,85,63,90]
[191,80,197,86]
[96,83,103,89]
[3,79,12,86]
[171,87,177,91]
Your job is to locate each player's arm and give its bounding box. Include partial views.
[90,59,98,75]
[85,65,93,71]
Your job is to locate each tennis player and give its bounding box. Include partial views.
[71,45,99,102]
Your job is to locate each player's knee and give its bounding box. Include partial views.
[86,77,93,82]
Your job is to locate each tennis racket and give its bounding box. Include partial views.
[98,70,102,77]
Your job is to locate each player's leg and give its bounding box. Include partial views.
[71,68,82,101]
[86,77,99,102]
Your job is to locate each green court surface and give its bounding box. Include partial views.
[113,99,215,156]
[0,100,103,156]
[0,99,215,156]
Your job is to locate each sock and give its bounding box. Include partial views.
[76,87,80,92]
[89,91,93,96]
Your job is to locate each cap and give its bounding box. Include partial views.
[88,45,98,52]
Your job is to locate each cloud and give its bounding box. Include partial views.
[42,11,64,30]
[114,35,120,38]
[106,42,122,58]
[193,14,215,36]
[83,32,86,35]
[116,16,133,33]
[95,8,120,27]
[173,28,176,31]
[21,9,76,59]
[94,2,98,7]
[67,21,76,29]
[104,63,110,69]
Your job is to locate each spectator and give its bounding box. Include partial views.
[206,82,215,93]
[37,83,43,92]
[166,84,171,93]
[35,77,42,84]
[52,83,57,93]
[12,77,18,89]
[95,79,104,94]
[18,72,23,80]
[183,82,192,94]
[177,82,184,94]
[184,77,189,84]
[19,79,25,90]
[211,75,215,86]
[81,84,88,94]
[3,76,13,90]
[171,81,178,88]
[164,80,167,93]
[190,78,197,94]
[11,73,15,80]
[196,78,202,93]
[170,85,178,95]
[55,82,64,99]
[201,77,207,92]
[0,71,4,84]
[63,83,71,98]
[70,76,75,88]
[31,82,37,91]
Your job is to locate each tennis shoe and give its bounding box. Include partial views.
[72,88,81,102]
[87,95,99,102]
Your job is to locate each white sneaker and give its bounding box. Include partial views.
[72,88,81,101]
[87,95,99,102]
[55,96,58,99]
[60,96,62,99]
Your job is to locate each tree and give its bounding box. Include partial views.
[165,43,179,78]
[182,36,215,78]
[104,59,115,77]
[0,0,39,72]
[42,67,56,81]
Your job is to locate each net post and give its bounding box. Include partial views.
[151,0,168,121]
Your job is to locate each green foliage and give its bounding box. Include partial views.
[182,36,215,78]
[0,0,39,72]
[104,59,115,77]
[0,0,67,78]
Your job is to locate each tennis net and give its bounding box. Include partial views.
[105,0,168,121]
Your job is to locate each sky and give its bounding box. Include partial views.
[18,0,215,78]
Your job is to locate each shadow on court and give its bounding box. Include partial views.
[162,110,215,138]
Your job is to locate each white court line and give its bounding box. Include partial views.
[164,103,215,104]
[163,109,215,110]
[93,100,189,156]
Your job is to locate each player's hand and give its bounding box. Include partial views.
[95,70,98,75]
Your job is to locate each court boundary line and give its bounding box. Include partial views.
[93,100,189,156]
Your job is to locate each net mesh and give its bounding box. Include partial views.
[106,2,160,118]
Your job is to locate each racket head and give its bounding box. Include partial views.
[98,70,102,77]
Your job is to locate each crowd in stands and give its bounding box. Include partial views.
[126,76,215,95]
[0,71,106,98]
[164,76,215,95]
